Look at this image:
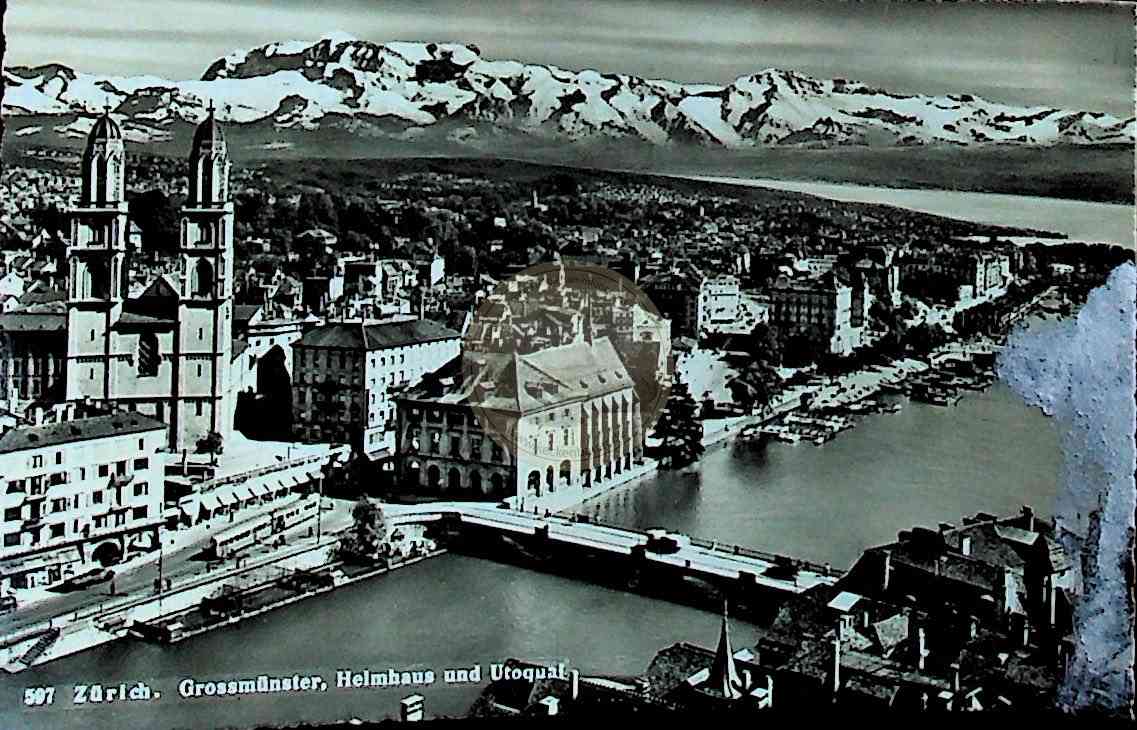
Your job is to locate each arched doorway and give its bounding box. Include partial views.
[527,470,541,497]
[470,470,483,495]
[491,473,506,497]
[448,468,461,492]
[427,465,441,490]
[92,540,122,567]
[559,460,572,488]
[406,460,422,489]
[545,466,555,493]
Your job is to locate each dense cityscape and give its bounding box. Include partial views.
[0,106,1131,726]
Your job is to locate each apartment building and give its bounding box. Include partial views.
[0,402,166,590]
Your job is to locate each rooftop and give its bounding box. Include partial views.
[0,411,166,455]
[295,318,460,351]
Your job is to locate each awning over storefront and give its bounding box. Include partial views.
[249,478,272,498]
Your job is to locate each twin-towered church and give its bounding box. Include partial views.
[64,108,236,453]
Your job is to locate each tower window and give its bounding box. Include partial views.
[88,259,109,299]
[193,258,215,297]
[138,332,159,377]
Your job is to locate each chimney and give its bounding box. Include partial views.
[570,670,579,700]
[881,549,892,593]
[1047,575,1057,627]
[961,536,972,556]
[1021,505,1035,532]
[537,696,559,717]
[917,626,927,671]
[951,662,961,693]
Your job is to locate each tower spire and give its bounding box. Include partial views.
[708,598,743,699]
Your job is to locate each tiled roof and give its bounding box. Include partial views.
[0,312,66,332]
[296,319,460,350]
[0,412,166,454]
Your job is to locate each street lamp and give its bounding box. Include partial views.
[316,475,323,544]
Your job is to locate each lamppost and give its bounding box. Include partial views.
[316,475,323,544]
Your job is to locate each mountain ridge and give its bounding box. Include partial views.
[3,33,1134,151]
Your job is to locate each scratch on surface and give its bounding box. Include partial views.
[997,262,1136,715]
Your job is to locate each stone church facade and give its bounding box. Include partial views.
[64,109,236,453]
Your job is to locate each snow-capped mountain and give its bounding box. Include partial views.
[3,33,1134,150]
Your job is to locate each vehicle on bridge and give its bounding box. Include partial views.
[645,529,689,554]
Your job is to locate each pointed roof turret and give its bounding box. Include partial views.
[708,599,744,699]
[87,106,123,143]
[191,100,226,155]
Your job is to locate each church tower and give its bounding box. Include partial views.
[65,110,129,401]
[175,105,234,453]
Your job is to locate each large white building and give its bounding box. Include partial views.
[394,337,645,502]
[0,402,166,590]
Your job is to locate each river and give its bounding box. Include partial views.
[3,380,1060,728]
[669,175,1136,249]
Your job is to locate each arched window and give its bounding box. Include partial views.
[193,259,215,297]
[88,259,109,299]
[137,332,159,377]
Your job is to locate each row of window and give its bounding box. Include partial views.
[2,505,149,546]
[3,482,150,523]
[11,456,152,493]
[299,349,410,370]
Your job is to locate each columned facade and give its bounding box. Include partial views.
[394,338,645,503]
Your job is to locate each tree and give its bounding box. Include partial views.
[195,431,224,465]
[745,322,782,366]
[904,322,950,355]
[651,381,705,469]
[336,498,388,565]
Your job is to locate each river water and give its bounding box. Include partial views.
[3,379,1060,728]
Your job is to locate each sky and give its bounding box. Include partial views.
[4,0,1135,116]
